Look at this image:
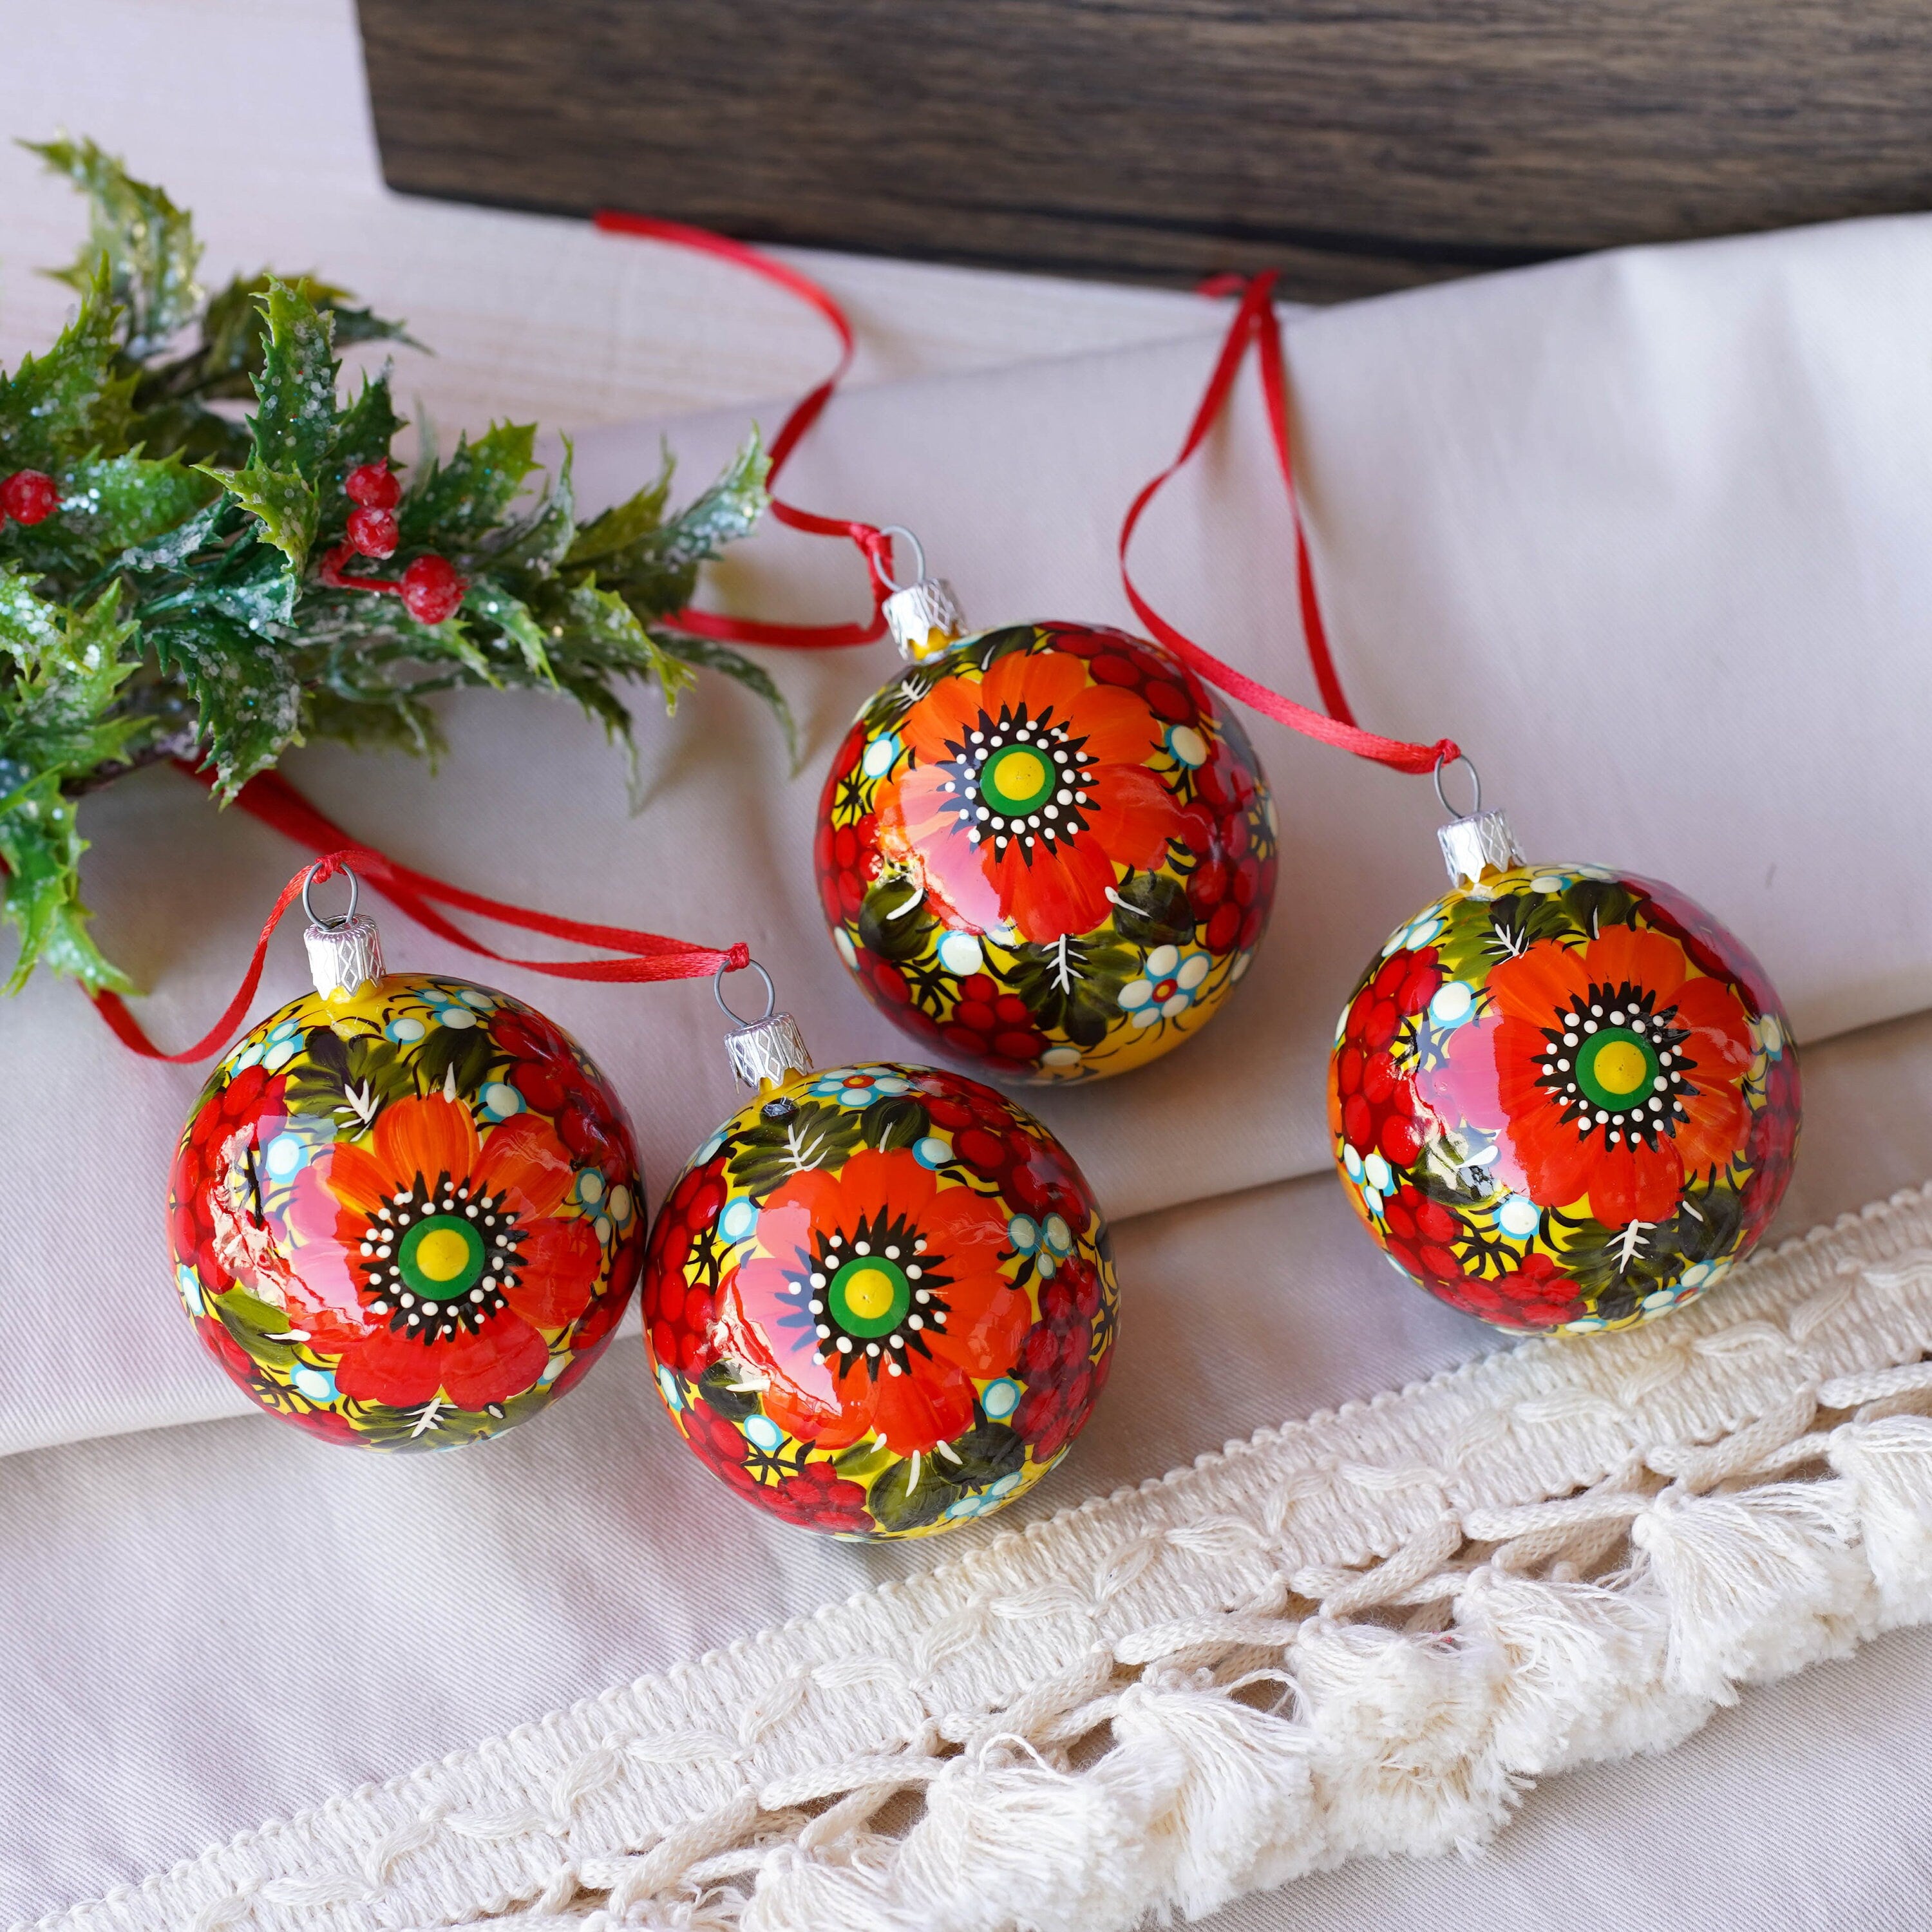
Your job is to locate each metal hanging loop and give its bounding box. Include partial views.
[301,862,360,930]
[715,958,778,1028]
[876,525,927,594]
[1432,752,1482,820]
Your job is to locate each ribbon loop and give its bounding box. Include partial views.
[595,209,892,649]
[93,770,749,1063]
[1122,272,1458,778]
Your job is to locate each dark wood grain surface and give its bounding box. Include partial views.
[357,1,1932,301]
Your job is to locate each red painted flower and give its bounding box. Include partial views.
[878,647,1182,944]
[1430,1253,1585,1331]
[1333,946,1442,1167]
[1472,925,1756,1227]
[488,1007,636,1172]
[287,1094,604,1410]
[1010,1256,1105,1461]
[718,1149,1029,1455]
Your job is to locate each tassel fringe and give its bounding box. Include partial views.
[34,1188,1932,1932]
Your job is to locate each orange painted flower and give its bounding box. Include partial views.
[1482,925,1755,1226]
[877,647,1182,944]
[717,1149,1029,1454]
[287,1094,602,1409]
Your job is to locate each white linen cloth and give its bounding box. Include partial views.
[7,206,1932,1928]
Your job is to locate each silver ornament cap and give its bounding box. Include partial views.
[884,578,966,661]
[724,1012,814,1090]
[1438,809,1526,889]
[877,525,965,661]
[305,912,385,1001]
[716,960,813,1089]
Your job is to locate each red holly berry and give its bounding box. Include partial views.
[346,506,399,558]
[0,469,58,525]
[344,460,401,509]
[399,554,466,624]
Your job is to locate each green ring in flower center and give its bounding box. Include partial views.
[979,743,1056,818]
[398,1213,487,1302]
[1575,1027,1660,1112]
[829,1254,912,1336]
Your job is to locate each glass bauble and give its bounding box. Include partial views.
[169,974,642,1448]
[643,1061,1118,1537]
[1330,862,1799,1334]
[816,621,1276,1083]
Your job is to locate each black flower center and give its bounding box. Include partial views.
[784,1206,954,1383]
[360,1171,522,1343]
[1534,980,1698,1151]
[940,701,1095,863]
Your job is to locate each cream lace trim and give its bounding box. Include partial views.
[32,1186,1932,1932]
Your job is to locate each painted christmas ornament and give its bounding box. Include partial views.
[643,972,1119,1537]
[816,561,1276,1084]
[168,883,643,1448]
[1330,788,1800,1335]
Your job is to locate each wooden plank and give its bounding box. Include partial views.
[356,0,1932,300]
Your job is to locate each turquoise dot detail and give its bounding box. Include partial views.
[914,1136,953,1170]
[719,1197,759,1242]
[263,1133,307,1182]
[743,1413,784,1452]
[981,1376,1021,1420]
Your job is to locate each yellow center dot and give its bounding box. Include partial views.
[1592,1039,1650,1096]
[415,1226,473,1281]
[999,750,1045,794]
[840,1266,897,1321]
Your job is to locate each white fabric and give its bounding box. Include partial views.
[4,54,1932,1927]
[21,1181,1932,1932]
[8,208,1932,1458]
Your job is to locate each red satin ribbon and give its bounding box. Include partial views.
[1121,272,1459,778]
[594,210,895,646]
[91,766,749,1063]
[597,215,1454,777]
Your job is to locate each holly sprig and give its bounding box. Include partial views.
[0,138,787,996]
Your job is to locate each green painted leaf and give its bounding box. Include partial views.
[29,137,203,359]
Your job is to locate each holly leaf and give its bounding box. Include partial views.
[28,137,202,359]
[326,372,403,487]
[565,582,697,712]
[0,270,136,472]
[652,630,797,770]
[401,421,540,547]
[565,448,672,565]
[592,433,768,612]
[152,610,306,798]
[24,451,218,559]
[489,442,577,570]
[205,466,316,572]
[0,585,143,990]
[465,576,555,683]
